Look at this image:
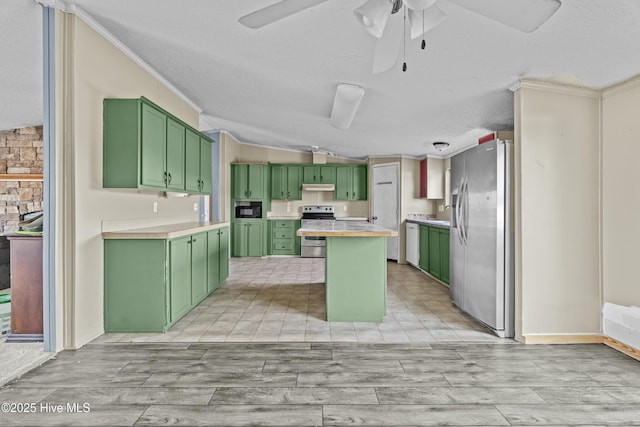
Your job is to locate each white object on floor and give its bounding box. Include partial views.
[603,302,640,350]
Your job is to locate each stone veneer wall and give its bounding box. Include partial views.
[0,126,44,289]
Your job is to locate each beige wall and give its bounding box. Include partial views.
[602,76,640,306]
[515,80,602,338]
[57,13,202,349]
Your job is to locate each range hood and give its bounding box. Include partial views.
[302,183,335,192]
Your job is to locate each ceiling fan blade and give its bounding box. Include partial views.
[447,0,560,33]
[408,4,446,39]
[239,0,329,29]
[372,14,403,74]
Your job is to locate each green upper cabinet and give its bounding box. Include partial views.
[140,103,167,189]
[335,165,367,200]
[103,97,212,195]
[166,118,186,190]
[303,165,335,184]
[232,164,266,199]
[271,164,302,200]
[185,129,212,194]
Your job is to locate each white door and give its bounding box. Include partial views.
[372,163,399,260]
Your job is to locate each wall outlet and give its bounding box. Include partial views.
[153,202,158,213]
[439,204,444,212]
[193,202,198,211]
[286,202,291,213]
[343,205,347,211]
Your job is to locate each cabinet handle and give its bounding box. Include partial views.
[249,190,252,197]
[168,173,172,184]
[163,171,167,184]
[193,238,197,242]
[346,191,349,197]
[314,175,316,181]
[320,175,323,181]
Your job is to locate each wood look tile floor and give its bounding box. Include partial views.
[1,342,640,426]
[94,258,500,344]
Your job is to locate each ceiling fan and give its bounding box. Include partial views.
[239,0,561,74]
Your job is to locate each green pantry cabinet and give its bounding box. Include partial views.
[104,226,229,332]
[268,220,301,255]
[418,224,450,285]
[103,97,213,195]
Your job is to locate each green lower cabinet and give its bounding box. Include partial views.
[418,225,429,272]
[268,220,301,255]
[207,226,230,293]
[232,221,265,257]
[428,227,441,279]
[439,229,450,285]
[190,233,208,305]
[104,227,230,333]
[417,224,450,286]
[169,236,193,323]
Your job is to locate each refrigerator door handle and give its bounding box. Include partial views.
[455,179,464,245]
[461,177,469,246]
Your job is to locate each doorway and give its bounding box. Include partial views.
[372,163,399,261]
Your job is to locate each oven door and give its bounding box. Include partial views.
[301,235,325,258]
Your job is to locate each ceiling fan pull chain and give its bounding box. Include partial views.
[402,4,407,72]
[421,9,426,49]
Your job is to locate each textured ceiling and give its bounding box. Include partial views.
[3,0,640,158]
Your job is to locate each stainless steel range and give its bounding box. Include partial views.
[300,205,335,258]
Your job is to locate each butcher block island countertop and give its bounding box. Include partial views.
[297,220,397,237]
[102,221,229,240]
[298,220,397,323]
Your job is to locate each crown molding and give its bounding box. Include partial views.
[602,74,640,99]
[516,78,602,99]
[219,130,363,162]
[40,2,203,115]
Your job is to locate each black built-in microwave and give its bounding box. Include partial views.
[235,201,262,219]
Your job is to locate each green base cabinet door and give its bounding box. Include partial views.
[206,226,229,293]
[439,228,450,285]
[232,222,265,257]
[219,227,229,282]
[190,233,208,305]
[169,236,192,323]
[428,227,441,280]
[104,240,168,333]
[418,225,429,272]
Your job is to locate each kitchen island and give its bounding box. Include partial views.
[297,220,397,322]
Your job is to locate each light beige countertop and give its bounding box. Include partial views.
[297,220,397,237]
[102,221,229,240]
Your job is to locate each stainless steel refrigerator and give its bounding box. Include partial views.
[450,138,514,338]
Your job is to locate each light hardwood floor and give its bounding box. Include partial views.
[1,342,639,426]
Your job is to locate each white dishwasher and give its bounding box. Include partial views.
[405,222,419,266]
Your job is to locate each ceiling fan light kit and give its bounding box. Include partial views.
[354,0,393,38]
[330,84,365,130]
[408,4,446,39]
